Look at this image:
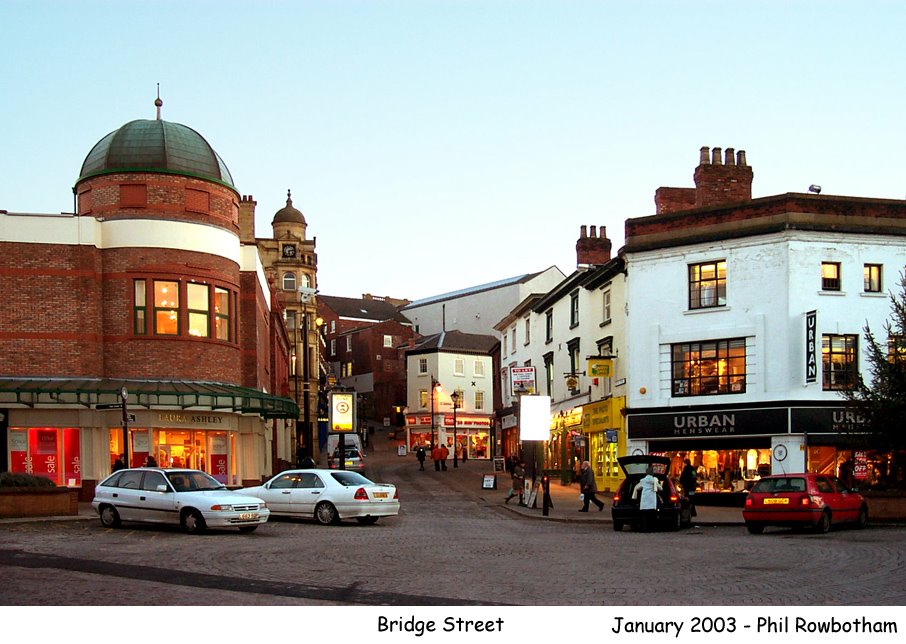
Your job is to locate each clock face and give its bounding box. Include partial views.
[772,444,788,462]
[282,245,297,258]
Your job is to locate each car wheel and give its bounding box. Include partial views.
[855,506,869,530]
[669,511,681,532]
[613,520,624,532]
[315,502,340,525]
[745,522,764,534]
[99,505,121,528]
[238,525,258,533]
[815,510,831,534]
[355,516,379,526]
[183,509,207,534]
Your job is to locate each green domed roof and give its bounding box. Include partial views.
[79,119,235,188]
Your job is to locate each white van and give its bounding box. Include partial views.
[326,432,364,458]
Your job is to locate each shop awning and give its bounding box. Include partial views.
[0,377,299,419]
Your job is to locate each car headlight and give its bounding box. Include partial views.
[209,504,233,511]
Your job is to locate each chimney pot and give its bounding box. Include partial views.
[711,147,722,165]
[580,225,588,238]
[725,147,735,166]
[590,225,597,238]
[700,146,710,165]
[737,150,747,166]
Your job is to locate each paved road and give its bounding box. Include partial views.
[1,435,903,606]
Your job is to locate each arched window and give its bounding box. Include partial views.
[282,272,296,291]
[301,273,311,288]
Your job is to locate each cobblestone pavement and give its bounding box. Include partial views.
[1,434,904,606]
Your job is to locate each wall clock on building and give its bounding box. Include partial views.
[282,244,297,259]
[772,444,788,462]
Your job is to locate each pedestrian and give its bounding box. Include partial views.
[416,445,427,471]
[578,460,605,512]
[439,443,449,471]
[460,443,467,463]
[145,454,158,467]
[505,454,517,475]
[431,444,441,471]
[112,454,126,471]
[633,465,663,531]
[680,458,698,516]
[505,459,526,505]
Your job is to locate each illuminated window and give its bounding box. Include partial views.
[689,260,726,309]
[214,288,230,341]
[822,334,858,390]
[888,335,906,365]
[154,281,179,335]
[864,264,882,293]
[419,389,428,408]
[134,279,147,334]
[672,338,746,397]
[187,283,209,338]
[821,262,841,291]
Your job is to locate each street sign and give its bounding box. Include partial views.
[96,403,124,410]
[126,413,136,423]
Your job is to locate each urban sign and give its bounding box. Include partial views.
[510,366,536,395]
[329,391,355,432]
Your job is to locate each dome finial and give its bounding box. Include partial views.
[154,83,163,120]
[286,189,292,205]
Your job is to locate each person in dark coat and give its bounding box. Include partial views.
[680,458,698,516]
[579,460,605,512]
[415,445,427,471]
[145,454,158,467]
[112,454,126,471]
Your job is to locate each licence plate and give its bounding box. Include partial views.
[373,492,388,498]
[345,460,354,466]
[763,498,789,505]
[239,512,259,520]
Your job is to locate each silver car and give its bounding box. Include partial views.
[91,468,269,534]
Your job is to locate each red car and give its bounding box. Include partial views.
[742,473,868,534]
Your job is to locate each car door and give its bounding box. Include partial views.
[138,470,178,524]
[111,470,145,521]
[830,476,862,521]
[260,472,300,513]
[291,472,326,516]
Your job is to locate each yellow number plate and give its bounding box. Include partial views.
[239,513,259,520]
[373,492,388,498]
[763,498,789,505]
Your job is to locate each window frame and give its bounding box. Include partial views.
[864,264,882,293]
[453,358,465,376]
[822,334,858,391]
[545,309,553,343]
[821,262,841,292]
[671,337,747,397]
[569,290,580,328]
[688,260,727,310]
[282,272,297,292]
[187,282,210,338]
[133,279,147,335]
[418,358,428,375]
[602,289,611,324]
[153,280,180,336]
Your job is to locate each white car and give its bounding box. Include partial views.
[92,468,269,534]
[237,469,399,525]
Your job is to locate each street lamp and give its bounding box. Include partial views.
[430,376,441,448]
[451,390,461,468]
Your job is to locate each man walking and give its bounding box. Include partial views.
[578,460,605,512]
[439,443,449,471]
[431,444,441,471]
[416,445,427,471]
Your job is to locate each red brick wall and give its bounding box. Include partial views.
[239,272,271,390]
[654,187,696,214]
[76,172,240,234]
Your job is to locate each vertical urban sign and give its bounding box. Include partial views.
[805,310,817,383]
[329,391,355,432]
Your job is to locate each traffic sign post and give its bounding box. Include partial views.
[120,388,129,465]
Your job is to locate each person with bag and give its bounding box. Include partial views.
[633,465,663,531]
[505,459,525,505]
[578,460,605,512]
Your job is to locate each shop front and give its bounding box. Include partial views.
[582,396,625,493]
[548,407,584,485]
[625,402,902,493]
[404,412,493,459]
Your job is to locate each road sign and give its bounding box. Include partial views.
[96,403,124,410]
[125,413,136,423]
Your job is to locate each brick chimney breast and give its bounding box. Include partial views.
[576,224,612,267]
[694,146,753,208]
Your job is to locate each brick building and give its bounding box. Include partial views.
[0,101,296,497]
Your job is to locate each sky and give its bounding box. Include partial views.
[2,1,905,301]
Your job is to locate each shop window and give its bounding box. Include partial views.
[864,264,882,293]
[9,428,81,486]
[187,283,210,338]
[821,262,841,291]
[282,272,296,291]
[822,334,858,390]
[214,287,231,341]
[671,338,746,397]
[134,279,147,334]
[154,280,179,335]
[689,260,726,309]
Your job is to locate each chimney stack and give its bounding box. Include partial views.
[576,225,611,267]
[693,145,753,208]
[238,194,257,244]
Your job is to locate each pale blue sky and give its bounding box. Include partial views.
[2,1,904,300]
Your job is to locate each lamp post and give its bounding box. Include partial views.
[451,390,461,468]
[430,376,440,448]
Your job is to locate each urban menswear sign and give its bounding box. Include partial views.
[805,310,818,383]
[628,407,788,439]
